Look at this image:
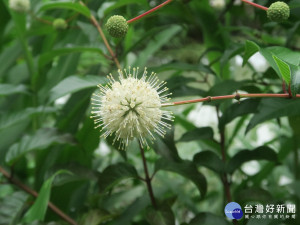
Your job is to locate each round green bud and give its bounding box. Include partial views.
[9,0,30,13]
[105,15,128,38]
[53,18,68,30]
[267,1,290,22]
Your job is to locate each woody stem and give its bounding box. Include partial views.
[241,0,268,11]
[79,1,121,70]
[139,141,157,209]
[162,93,299,107]
[127,0,173,24]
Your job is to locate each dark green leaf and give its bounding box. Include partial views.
[290,64,300,96]
[151,62,214,75]
[219,99,260,130]
[0,107,56,131]
[207,80,245,96]
[24,170,70,222]
[155,159,207,197]
[227,146,279,174]
[178,127,214,142]
[152,128,181,162]
[0,84,28,96]
[193,151,224,174]
[49,75,106,102]
[110,195,149,225]
[38,47,104,69]
[38,2,91,18]
[5,128,75,165]
[98,163,138,193]
[190,212,231,225]
[246,98,300,132]
[0,192,28,225]
[134,25,182,68]
[146,204,175,225]
[234,187,273,205]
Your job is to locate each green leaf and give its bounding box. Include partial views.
[0,192,28,225]
[290,64,300,96]
[111,195,150,225]
[102,0,148,17]
[207,80,246,97]
[273,55,291,84]
[0,84,28,96]
[24,170,70,222]
[39,1,91,18]
[227,146,279,174]
[145,204,175,225]
[166,75,205,98]
[193,151,224,174]
[98,163,138,193]
[38,47,104,69]
[152,128,181,162]
[219,99,260,131]
[49,75,106,102]
[0,107,56,131]
[178,127,214,142]
[190,212,231,225]
[151,62,214,74]
[5,128,75,165]
[246,98,300,132]
[243,40,260,66]
[155,159,207,197]
[80,209,114,225]
[134,25,182,68]
[234,187,273,205]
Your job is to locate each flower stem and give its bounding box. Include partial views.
[127,0,173,24]
[162,93,300,107]
[241,0,268,11]
[139,141,157,209]
[0,166,78,225]
[79,1,121,70]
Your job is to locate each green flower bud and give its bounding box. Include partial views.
[105,15,128,38]
[267,1,290,22]
[53,18,68,30]
[9,0,30,13]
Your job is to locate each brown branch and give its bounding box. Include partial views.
[216,108,238,225]
[79,1,121,70]
[127,0,173,24]
[139,142,157,209]
[162,93,300,107]
[0,166,78,225]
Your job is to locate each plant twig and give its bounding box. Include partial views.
[127,0,173,24]
[241,0,268,11]
[216,107,238,225]
[139,142,157,209]
[79,1,121,70]
[0,166,78,225]
[162,93,300,107]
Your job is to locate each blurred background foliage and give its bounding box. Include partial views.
[0,0,300,224]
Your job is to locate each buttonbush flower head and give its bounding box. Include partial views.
[267,1,290,22]
[53,18,68,30]
[9,0,30,13]
[91,67,174,149]
[105,15,128,38]
[210,0,225,10]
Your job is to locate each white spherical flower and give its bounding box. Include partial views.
[210,0,225,10]
[9,0,30,13]
[91,67,174,149]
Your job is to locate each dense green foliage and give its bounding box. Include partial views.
[0,0,300,225]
